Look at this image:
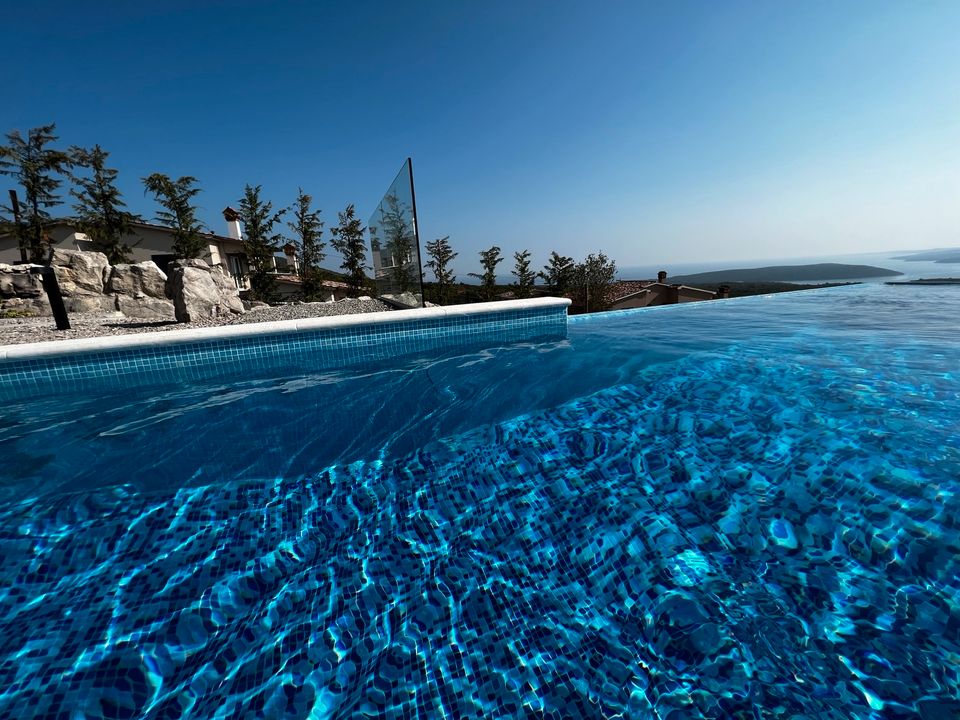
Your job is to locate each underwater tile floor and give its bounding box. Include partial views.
[1,333,958,719]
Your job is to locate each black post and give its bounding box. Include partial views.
[30,266,70,330]
[406,157,426,308]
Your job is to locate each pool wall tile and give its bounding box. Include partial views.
[0,298,570,400]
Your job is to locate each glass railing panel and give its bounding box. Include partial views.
[368,158,424,308]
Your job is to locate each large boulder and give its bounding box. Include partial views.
[0,264,50,316]
[114,295,176,320]
[381,291,421,309]
[0,296,50,317]
[107,261,169,299]
[107,261,175,320]
[62,295,116,314]
[0,264,45,298]
[50,249,110,296]
[167,259,244,323]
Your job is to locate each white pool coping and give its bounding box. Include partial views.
[0,297,572,361]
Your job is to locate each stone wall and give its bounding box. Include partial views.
[0,250,244,323]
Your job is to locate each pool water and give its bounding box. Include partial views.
[1,283,959,719]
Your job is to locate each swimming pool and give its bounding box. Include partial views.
[1,283,958,719]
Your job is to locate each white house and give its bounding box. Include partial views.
[0,207,353,301]
[0,215,251,289]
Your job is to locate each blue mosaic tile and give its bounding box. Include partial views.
[1,284,959,718]
[0,306,567,401]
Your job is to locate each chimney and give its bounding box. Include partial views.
[283,243,299,274]
[717,284,730,300]
[657,270,667,283]
[222,206,242,241]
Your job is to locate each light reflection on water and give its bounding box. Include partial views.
[0,282,959,718]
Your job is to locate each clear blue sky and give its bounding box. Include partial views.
[4,1,959,276]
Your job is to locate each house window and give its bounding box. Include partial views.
[226,253,248,289]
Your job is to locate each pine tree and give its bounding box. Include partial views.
[0,124,72,262]
[424,236,457,304]
[468,245,503,301]
[288,189,325,301]
[330,204,367,296]
[512,249,536,298]
[237,185,286,303]
[70,145,141,264]
[142,173,206,259]
[571,252,618,312]
[538,250,575,293]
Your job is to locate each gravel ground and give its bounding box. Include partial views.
[0,298,393,346]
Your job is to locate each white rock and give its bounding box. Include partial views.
[115,295,175,320]
[0,268,45,298]
[50,249,110,296]
[107,261,168,300]
[0,296,50,316]
[167,260,245,323]
[63,296,116,314]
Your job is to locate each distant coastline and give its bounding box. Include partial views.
[668,263,902,284]
[885,278,960,285]
[891,248,960,264]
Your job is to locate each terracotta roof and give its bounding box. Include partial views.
[609,280,653,302]
[274,274,351,289]
[610,276,718,301]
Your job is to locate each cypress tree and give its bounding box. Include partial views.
[425,236,457,304]
[237,184,285,303]
[512,249,536,298]
[0,124,72,262]
[70,144,141,264]
[288,189,326,301]
[538,250,575,293]
[142,173,207,259]
[330,204,368,296]
[468,246,503,301]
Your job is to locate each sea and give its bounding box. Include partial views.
[618,249,959,283]
[453,249,960,286]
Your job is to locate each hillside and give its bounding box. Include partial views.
[683,281,856,298]
[671,263,901,283]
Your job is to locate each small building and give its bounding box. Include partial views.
[607,271,727,310]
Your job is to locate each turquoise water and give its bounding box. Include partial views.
[1,283,959,718]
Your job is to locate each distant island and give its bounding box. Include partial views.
[680,281,857,298]
[670,263,902,283]
[891,248,960,264]
[885,278,960,285]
